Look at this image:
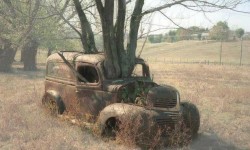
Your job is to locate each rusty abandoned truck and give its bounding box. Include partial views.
[42,51,200,139]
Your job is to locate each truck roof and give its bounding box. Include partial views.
[47,51,105,65]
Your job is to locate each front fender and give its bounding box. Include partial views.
[97,103,158,132]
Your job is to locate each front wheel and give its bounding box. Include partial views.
[181,102,200,138]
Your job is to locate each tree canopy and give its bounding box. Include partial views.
[235,28,245,38]
[209,21,230,40]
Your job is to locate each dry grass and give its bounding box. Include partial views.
[150,62,250,149]
[0,65,128,150]
[116,115,192,149]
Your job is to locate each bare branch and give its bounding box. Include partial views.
[142,0,250,16]
[137,13,154,57]
[59,13,82,37]
[159,11,186,29]
[142,0,186,16]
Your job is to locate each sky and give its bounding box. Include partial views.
[142,0,250,34]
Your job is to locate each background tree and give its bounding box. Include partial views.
[188,26,205,40]
[235,28,245,39]
[188,26,205,34]
[148,34,163,43]
[0,0,79,71]
[0,0,40,71]
[168,30,177,43]
[176,28,191,41]
[209,21,230,41]
[197,33,202,40]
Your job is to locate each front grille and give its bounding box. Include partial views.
[154,98,177,108]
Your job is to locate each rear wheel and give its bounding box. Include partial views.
[181,102,200,138]
[102,117,120,139]
[42,94,65,116]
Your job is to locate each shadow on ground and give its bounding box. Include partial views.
[190,132,238,150]
[3,64,46,79]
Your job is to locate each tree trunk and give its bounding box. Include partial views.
[73,0,98,54]
[96,0,121,79]
[0,40,16,72]
[22,38,39,71]
[115,0,127,77]
[125,0,144,76]
[20,50,24,62]
[75,0,144,78]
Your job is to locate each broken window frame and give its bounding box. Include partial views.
[76,62,101,85]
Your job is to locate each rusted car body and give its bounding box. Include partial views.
[43,51,199,137]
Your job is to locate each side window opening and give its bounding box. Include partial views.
[132,64,143,77]
[47,62,75,81]
[77,66,99,83]
[131,63,150,77]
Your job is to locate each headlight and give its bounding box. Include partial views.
[176,91,180,102]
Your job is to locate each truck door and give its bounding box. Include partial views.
[75,63,105,118]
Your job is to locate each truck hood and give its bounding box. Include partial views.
[103,78,153,93]
[147,85,180,109]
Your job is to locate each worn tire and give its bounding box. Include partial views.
[42,94,65,115]
[181,102,200,138]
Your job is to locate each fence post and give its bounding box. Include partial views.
[219,39,222,65]
[240,38,243,66]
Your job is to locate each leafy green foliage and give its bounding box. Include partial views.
[120,82,151,106]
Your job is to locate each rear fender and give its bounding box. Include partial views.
[42,90,65,114]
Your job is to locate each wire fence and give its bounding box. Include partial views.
[141,39,250,67]
[144,58,250,66]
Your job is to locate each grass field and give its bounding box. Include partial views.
[139,40,250,65]
[1,41,250,149]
